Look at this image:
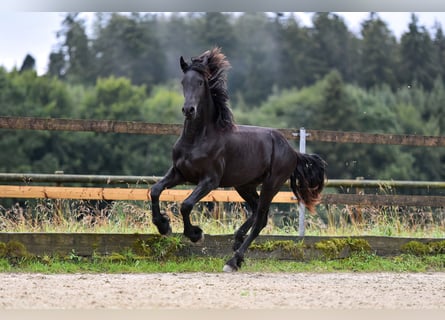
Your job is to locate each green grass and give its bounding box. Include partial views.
[0,199,444,274]
[1,253,444,273]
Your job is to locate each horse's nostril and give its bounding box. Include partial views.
[183,106,196,116]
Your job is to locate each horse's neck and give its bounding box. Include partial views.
[182,118,212,142]
[181,97,216,142]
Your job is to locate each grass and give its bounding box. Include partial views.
[0,253,444,273]
[1,199,444,238]
[0,198,444,274]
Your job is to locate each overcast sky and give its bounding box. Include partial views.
[1,12,445,75]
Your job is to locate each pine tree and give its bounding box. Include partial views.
[359,13,398,89]
[399,13,437,90]
[92,13,166,89]
[48,13,95,84]
[308,13,357,83]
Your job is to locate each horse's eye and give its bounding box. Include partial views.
[198,80,204,86]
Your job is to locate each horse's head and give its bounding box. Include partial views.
[179,48,234,130]
[180,56,209,120]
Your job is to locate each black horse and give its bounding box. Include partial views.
[150,48,327,272]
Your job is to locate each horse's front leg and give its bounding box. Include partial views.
[150,167,184,235]
[180,177,218,243]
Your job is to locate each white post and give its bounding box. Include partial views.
[298,127,306,237]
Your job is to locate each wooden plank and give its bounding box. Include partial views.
[2,116,444,146]
[0,233,443,259]
[0,116,182,136]
[0,185,444,206]
[280,128,445,146]
[1,173,445,191]
[321,194,445,207]
[0,185,296,203]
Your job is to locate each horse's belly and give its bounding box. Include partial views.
[219,162,267,187]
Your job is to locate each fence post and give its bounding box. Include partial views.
[298,128,307,237]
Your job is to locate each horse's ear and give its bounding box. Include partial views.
[201,54,209,66]
[180,56,189,73]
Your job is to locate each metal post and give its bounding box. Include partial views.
[298,127,306,237]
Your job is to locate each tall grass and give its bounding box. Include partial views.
[0,199,444,238]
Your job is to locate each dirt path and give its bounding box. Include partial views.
[0,272,444,309]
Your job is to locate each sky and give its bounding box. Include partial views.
[1,12,445,75]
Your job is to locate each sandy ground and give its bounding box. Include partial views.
[0,272,444,310]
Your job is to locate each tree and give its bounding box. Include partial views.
[200,13,237,55]
[48,13,95,84]
[299,71,359,178]
[359,13,398,89]
[275,13,313,89]
[311,70,359,131]
[48,51,66,79]
[230,13,281,105]
[0,69,75,175]
[427,77,445,134]
[399,13,437,90]
[19,54,36,73]
[156,13,200,80]
[92,13,166,89]
[433,23,445,82]
[307,13,358,84]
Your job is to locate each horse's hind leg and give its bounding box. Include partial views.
[233,184,259,251]
[150,167,184,235]
[223,184,279,272]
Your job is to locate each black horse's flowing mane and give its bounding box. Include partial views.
[186,47,235,131]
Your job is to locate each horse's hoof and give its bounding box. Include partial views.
[196,233,205,243]
[153,214,171,235]
[223,264,238,273]
[186,226,204,243]
[164,225,173,236]
[156,223,172,236]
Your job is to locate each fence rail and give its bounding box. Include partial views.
[0,185,444,206]
[1,173,444,189]
[1,116,445,146]
[1,116,444,208]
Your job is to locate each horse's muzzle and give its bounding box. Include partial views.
[182,105,196,119]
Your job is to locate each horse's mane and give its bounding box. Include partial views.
[187,47,235,131]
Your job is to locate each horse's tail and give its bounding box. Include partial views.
[290,153,327,213]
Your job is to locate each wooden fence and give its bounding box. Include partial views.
[1,116,445,146]
[0,116,444,207]
[0,174,444,207]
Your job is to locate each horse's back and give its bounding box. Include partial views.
[218,125,297,187]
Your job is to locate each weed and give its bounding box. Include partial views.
[67,249,82,263]
[132,235,185,261]
[0,200,443,238]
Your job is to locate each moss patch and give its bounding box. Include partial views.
[401,240,445,256]
[314,238,372,260]
[0,241,30,259]
[0,241,30,265]
[250,240,306,259]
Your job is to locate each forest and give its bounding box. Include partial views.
[0,12,444,184]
